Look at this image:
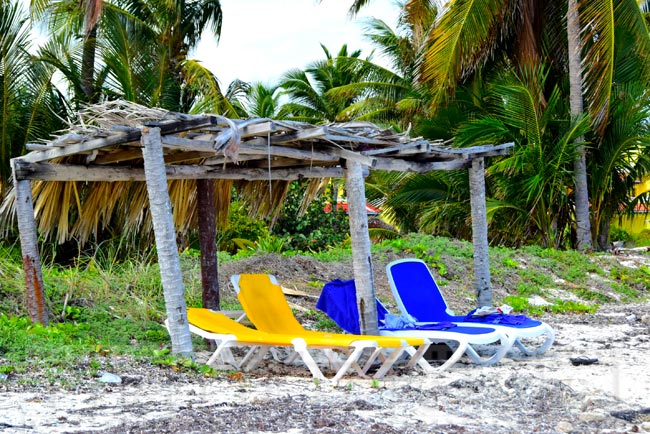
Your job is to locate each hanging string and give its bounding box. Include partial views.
[267,130,272,205]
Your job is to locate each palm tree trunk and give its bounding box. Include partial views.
[197,179,220,310]
[567,0,593,251]
[81,26,97,103]
[345,160,378,335]
[12,163,49,325]
[469,158,492,307]
[141,126,192,356]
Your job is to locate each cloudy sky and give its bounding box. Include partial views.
[192,0,400,88]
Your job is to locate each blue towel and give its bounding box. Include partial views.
[317,278,457,333]
[317,279,388,334]
[464,309,529,325]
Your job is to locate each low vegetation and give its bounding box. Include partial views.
[1,234,649,386]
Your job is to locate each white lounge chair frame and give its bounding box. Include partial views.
[230,274,434,378]
[387,258,555,356]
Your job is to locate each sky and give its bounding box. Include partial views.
[192,0,400,89]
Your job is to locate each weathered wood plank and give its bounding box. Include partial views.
[161,135,215,152]
[13,161,345,181]
[361,140,433,156]
[93,148,143,164]
[372,157,470,172]
[270,126,328,143]
[426,142,514,158]
[337,148,376,167]
[323,134,395,146]
[238,143,339,162]
[25,143,54,151]
[145,116,216,135]
[237,120,277,138]
[11,162,49,326]
[20,130,141,163]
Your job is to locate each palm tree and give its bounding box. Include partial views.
[243,82,285,119]
[0,1,68,196]
[280,44,370,123]
[119,0,223,112]
[1,0,33,191]
[589,83,650,249]
[328,4,435,129]
[354,0,650,249]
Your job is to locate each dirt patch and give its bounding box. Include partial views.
[1,301,649,433]
[2,251,649,433]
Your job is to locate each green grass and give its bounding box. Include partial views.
[1,233,649,385]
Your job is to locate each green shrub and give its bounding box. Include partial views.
[272,180,349,252]
[219,200,270,254]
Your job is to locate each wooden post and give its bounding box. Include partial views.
[345,160,378,335]
[12,160,49,325]
[469,158,493,307]
[141,127,193,357]
[196,179,220,310]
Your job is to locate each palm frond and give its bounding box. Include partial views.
[420,0,514,109]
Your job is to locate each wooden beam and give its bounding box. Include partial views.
[238,143,339,162]
[202,154,265,166]
[338,148,376,167]
[270,126,328,143]
[11,159,48,325]
[197,179,220,311]
[361,140,434,156]
[12,161,345,181]
[469,157,492,307]
[323,134,395,146]
[371,157,470,172]
[145,116,216,135]
[237,120,277,138]
[92,148,142,164]
[161,135,215,153]
[25,143,54,151]
[20,130,141,163]
[426,142,514,159]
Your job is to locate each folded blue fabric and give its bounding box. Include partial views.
[317,278,388,335]
[464,309,529,325]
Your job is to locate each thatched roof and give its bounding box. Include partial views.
[5,101,512,243]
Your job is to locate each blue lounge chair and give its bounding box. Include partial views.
[386,258,555,356]
[317,278,511,370]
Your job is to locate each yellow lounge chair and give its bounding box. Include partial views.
[184,308,389,382]
[230,273,434,377]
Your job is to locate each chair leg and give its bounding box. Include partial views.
[240,345,263,369]
[513,328,555,356]
[323,349,342,371]
[242,346,271,371]
[331,344,368,383]
[435,341,468,371]
[361,348,384,374]
[207,340,237,367]
[465,334,512,365]
[284,350,300,365]
[405,343,431,369]
[292,339,326,382]
[372,346,406,379]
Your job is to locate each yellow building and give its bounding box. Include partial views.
[615,178,650,235]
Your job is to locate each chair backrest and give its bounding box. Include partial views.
[233,273,307,335]
[386,258,454,322]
